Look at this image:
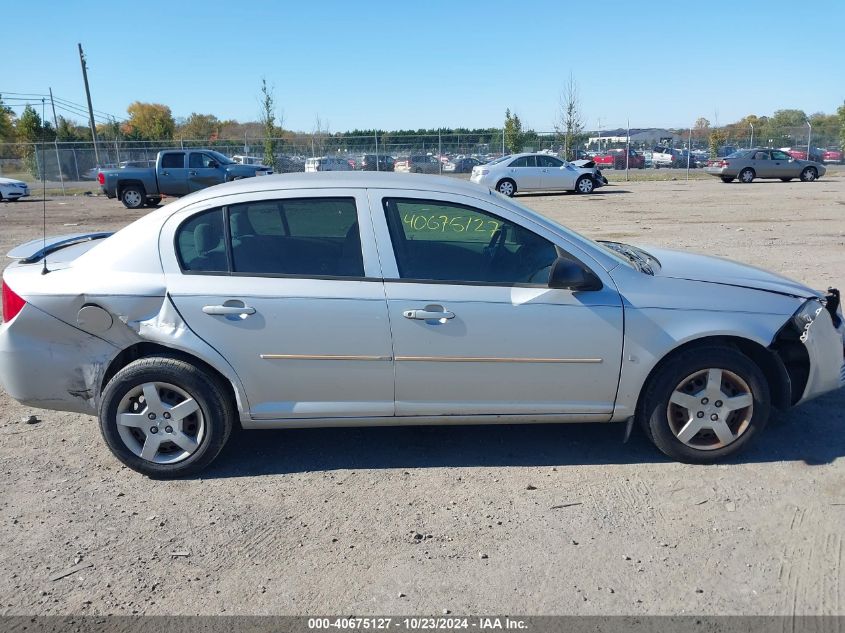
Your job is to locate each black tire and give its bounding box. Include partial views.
[638,346,770,464]
[720,176,735,183]
[496,179,516,197]
[146,197,162,207]
[738,167,755,184]
[99,356,234,478]
[120,185,146,209]
[799,167,817,182]
[780,178,793,182]
[574,175,595,194]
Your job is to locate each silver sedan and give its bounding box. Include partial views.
[1,173,843,477]
[705,148,826,183]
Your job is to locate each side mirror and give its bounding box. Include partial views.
[548,257,603,291]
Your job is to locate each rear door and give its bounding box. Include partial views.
[188,152,227,192]
[750,150,773,177]
[157,152,189,196]
[161,189,394,420]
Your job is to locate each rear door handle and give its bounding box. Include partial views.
[203,304,256,316]
[189,170,198,175]
[403,309,455,321]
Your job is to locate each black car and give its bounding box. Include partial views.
[444,157,482,173]
[358,154,394,171]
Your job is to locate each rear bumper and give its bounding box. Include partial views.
[0,304,118,415]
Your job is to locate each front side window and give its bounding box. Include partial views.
[189,153,219,168]
[537,155,563,167]
[161,153,185,169]
[383,198,558,285]
[228,197,363,277]
[771,150,790,160]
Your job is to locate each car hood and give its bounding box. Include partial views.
[0,177,27,186]
[643,246,820,298]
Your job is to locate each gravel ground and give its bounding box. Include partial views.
[0,173,844,616]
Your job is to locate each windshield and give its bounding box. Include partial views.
[486,155,511,165]
[487,193,635,270]
[208,150,234,165]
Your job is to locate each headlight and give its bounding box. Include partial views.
[792,299,826,343]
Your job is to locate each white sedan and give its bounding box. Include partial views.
[471,152,606,196]
[0,177,30,201]
[0,173,842,477]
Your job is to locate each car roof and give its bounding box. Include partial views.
[168,172,494,209]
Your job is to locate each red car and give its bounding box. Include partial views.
[591,148,645,169]
[822,148,843,164]
[783,147,825,163]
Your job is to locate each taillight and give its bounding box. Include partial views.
[2,279,26,322]
[97,172,105,185]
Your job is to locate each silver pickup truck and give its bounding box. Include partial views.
[98,149,272,208]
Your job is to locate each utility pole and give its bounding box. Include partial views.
[78,43,100,166]
[48,89,66,195]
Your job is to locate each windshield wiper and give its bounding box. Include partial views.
[599,241,655,275]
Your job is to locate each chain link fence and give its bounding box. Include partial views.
[1,124,839,183]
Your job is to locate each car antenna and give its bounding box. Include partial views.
[40,97,49,275]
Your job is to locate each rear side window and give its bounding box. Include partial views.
[176,208,228,272]
[228,198,363,277]
[161,153,185,169]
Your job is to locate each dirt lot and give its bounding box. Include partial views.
[1,174,844,617]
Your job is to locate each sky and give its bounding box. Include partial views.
[3,0,844,133]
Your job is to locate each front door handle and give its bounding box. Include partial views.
[203,304,256,316]
[189,170,198,175]
[403,308,455,321]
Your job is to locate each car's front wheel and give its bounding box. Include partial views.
[638,346,770,463]
[575,175,595,194]
[496,179,516,197]
[800,167,817,182]
[99,356,234,478]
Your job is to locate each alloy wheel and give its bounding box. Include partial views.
[498,181,514,196]
[666,368,754,450]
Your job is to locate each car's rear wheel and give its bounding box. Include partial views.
[575,175,594,194]
[638,347,770,463]
[99,357,234,478]
[120,185,146,209]
[739,168,755,183]
[800,167,817,182]
[146,197,162,207]
[720,176,735,183]
[496,179,516,197]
